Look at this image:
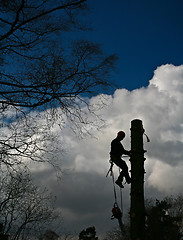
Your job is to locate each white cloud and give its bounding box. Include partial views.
[147,160,183,194]
[150,64,183,100]
[31,64,183,235]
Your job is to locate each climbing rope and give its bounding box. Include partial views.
[119,168,123,213]
[106,160,126,236]
[106,160,123,219]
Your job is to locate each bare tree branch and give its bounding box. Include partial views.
[0,0,87,41]
[0,0,117,170]
[0,170,61,239]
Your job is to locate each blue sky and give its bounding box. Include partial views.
[85,0,183,90]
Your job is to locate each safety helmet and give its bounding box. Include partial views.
[117,131,125,138]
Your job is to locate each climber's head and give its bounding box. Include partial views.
[117,131,125,140]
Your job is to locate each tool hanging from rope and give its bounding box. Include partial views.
[106,160,126,235]
[106,160,123,220]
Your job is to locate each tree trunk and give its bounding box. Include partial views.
[130,119,146,240]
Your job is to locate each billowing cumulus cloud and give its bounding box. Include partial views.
[32,64,183,235]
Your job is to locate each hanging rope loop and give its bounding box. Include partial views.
[106,160,114,177]
[106,159,123,220]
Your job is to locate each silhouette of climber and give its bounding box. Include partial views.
[110,131,131,188]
